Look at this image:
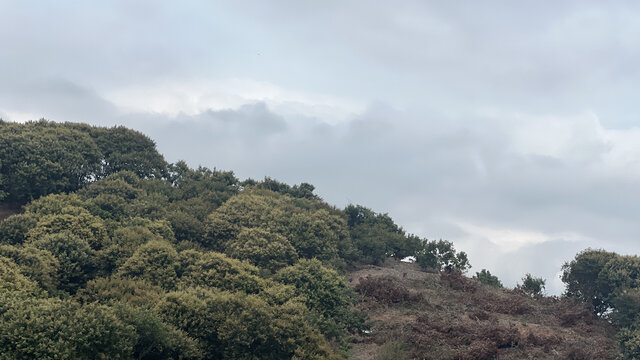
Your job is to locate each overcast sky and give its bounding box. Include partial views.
[3,0,640,293]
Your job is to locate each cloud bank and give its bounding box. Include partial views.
[3,1,640,293]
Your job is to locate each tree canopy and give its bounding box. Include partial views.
[0,120,474,359]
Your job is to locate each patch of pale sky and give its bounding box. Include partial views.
[103,78,365,125]
[453,220,587,253]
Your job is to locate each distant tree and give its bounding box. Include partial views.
[0,120,102,204]
[27,209,109,250]
[0,256,42,296]
[113,304,202,360]
[519,273,546,296]
[616,328,640,360]
[77,277,165,307]
[168,162,239,206]
[611,288,640,329]
[81,126,168,179]
[206,191,350,265]
[165,210,206,243]
[561,249,618,314]
[344,204,420,264]
[415,239,470,273]
[474,269,503,288]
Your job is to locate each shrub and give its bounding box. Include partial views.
[226,228,298,271]
[32,232,96,293]
[474,269,503,288]
[519,274,546,297]
[276,259,363,344]
[354,276,422,305]
[416,239,470,273]
[0,214,37,245]
[117,241,179,289]
[561,249,618,315]
[178,250,266,294]
[441,271,477,293]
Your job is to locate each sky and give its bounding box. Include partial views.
[2,0,640,293]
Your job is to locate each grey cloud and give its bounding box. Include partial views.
[0,78,119,123]
[4,2,640,294]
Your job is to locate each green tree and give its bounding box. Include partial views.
[474,269,503,288]
[0,245,59,292]
[275,259,363,345]
[226,228,298,272]
[519,273,546,296]
[561,249,618,314]
[0,120,102,204]
[344,205,419,264]
[178,250,267,294]
[32,232,96,294]
[0,298,137,359]
[81,125,168,179]
[27,209,109,250]
[77,277,165,307]
[416,239,470,273]
[157,288,339,360]
[114,304,202,360]
[0,256,42,296]
[0,213,37,245]
[118,240,180,289]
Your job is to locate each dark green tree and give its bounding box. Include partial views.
[416,239,470,273]
[519,273,546,296]
[561,249,618,314]
[474,269,503,288]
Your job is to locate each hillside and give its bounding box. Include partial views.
[0,120,634,359]
[347,259,619,359]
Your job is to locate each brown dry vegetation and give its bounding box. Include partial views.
[348,259,620,360]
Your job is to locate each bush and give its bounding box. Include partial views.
[0,298,137,359]
[117,241,180,289]
[0,245,59,292]
[0,214,37,245]
[156,289,340,360]
[355,276,422,305]
[276,259,363,344]
[519,273,546,297]
[561,249,618,315]
[415,239,470,273]
[474,269,502,288]
[226,228,298,272]
[32,232,96,294]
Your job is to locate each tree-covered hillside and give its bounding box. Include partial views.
[0,120,471,359]
[4,120,640,359]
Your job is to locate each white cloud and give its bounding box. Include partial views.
[454,220,587,253]
[103,78,364,125]
[0,110,43,123]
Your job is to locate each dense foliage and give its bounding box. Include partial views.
[474,269,503,288]
[1,121,475,359]
[562,249,640,359]
[0,120,167,204]
[5,120,637,359]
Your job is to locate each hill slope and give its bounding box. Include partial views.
[348,259,619,360]
[0,120,625,359]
